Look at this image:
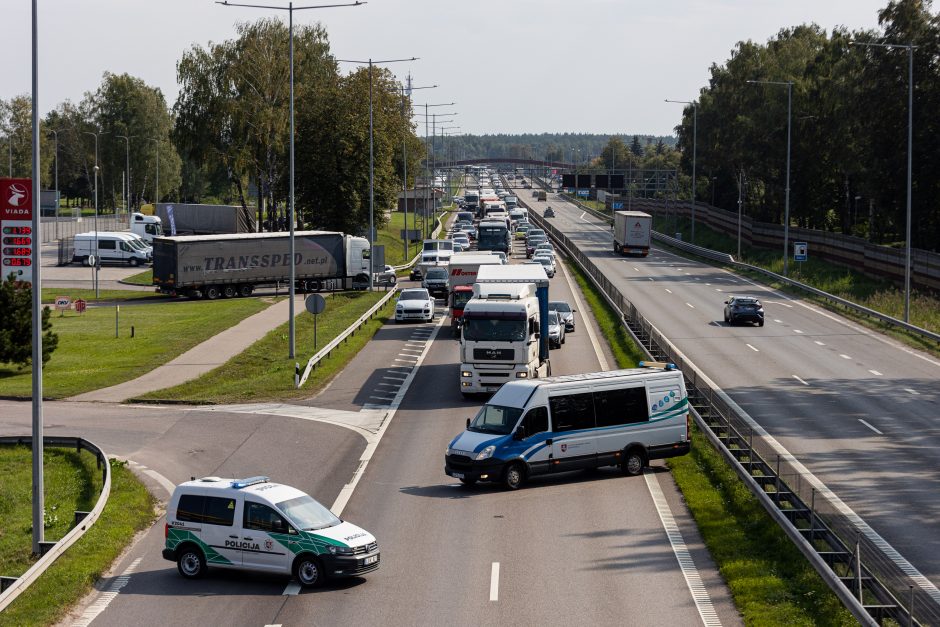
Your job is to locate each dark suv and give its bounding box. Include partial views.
[421,266,449,298]
[723,296,764,326]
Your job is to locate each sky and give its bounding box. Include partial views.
[2,0,891,137]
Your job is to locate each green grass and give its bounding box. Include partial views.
[122,269,153,286]
[0,451,155,627]
[568,249,853,624]
[40,288,162,304]
[656,215,940,346]
[0,298,270,399]
[134,290,394,404]
[376,210,449,268]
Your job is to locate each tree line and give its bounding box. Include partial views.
[439,132,676,165]
[0,18,424,236]
[670,0,940,251]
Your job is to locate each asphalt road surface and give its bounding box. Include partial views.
[524,183,940,594]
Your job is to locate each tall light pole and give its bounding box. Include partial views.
[30,0,44,556]
[414,102,455,236]
[748,79,793,276]
[83,130,106,298]
[218,0,365,359]
[337,57,417,290]
[392,81,436,262]
[665,98,697,243]
[851,40,916,323]
[148,138,161,205]
[116,134,133,216]
[49,129,60,240]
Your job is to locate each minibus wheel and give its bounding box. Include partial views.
[622,448,645,476]
[503,462,526,490]
[176,544,207,579]
[294,554,325,588]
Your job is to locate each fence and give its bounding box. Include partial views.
[40,215,125,244]
[520,196,940,626]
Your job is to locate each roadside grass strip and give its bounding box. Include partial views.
[121,269,154,286]
[134,290,393,404]
[0,450,155,627]
[570,254,854,625]
[40,288,166,304]
[0,298,269,400]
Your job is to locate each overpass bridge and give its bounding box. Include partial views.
[446,157,575,170]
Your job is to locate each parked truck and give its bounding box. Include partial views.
[447,252,502,335]
[156,203,256,236]
[459,264,550,396]
[130,212,164,243]
[152,231,371,299]
[613,210,652,257]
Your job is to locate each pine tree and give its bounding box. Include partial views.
[0,275,59,367]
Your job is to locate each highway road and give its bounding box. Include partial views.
[0,191,741,625]
[524,184,940,594]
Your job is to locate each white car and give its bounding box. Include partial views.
[452,233,470,249]
[396,288,435,323]
[531,254,556,278]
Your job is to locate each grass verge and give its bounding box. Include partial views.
[566,250,854,624]
[134,290,394,404]
[122,269,153,286]
[40,288,162,304]
[0,298,269,399]
[376,210,449,268]
[0,448,156,627]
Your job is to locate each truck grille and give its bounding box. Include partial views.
[473,348,514,360]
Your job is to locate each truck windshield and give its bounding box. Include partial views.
[468,404,522,435]
[464,318,526,341]
[277,494,341,531]
[452,291,473,309]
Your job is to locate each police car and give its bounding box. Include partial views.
[163,476,379,587]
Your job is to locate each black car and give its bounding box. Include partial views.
[543,206,555,218]
[723,296,765,326]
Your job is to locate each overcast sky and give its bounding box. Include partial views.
[3,0,890,137]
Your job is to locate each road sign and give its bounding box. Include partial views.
[794,242,808,262]
[305,294,327,315]
[576,189,589,198]
[74,299,87,314]
[1,178,34,285]
[54,296,71,311]
[612,201,624,210]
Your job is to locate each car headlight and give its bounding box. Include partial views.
[475,445,496,461]
[515,372,528,378]
[328,545,355,555]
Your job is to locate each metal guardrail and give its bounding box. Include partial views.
[557,195,940,346]
[521,200,940,625]
[391,210,451,272]
[296,288,399,388]
[0,436,112,613]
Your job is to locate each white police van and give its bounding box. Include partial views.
[445,363,691,489]
[163,476,379,587]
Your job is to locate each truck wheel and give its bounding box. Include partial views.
[238,284,253,298]
[203,286,221,300]
[222,285,236,299]
[129,257,140,267]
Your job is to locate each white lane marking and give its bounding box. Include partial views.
[282,581,301,595]
[685,303,695,309]
[648,277,655,281]
[793,375,809,386]
[773,319,782,324]
[126,460,176,496]
[376,382,398,388]
[715,288,722,292]
[869,369,883,376]
[579,211,586,220]
[368,395,394,401]
[793,329,804,334]
[645,471,722,627]
[859,419,883,435]
[330,313,447,516]
[404,342,426,348]
[399,349,423,354]
[814,340,826,346]
[634,267,640,272]
[840,354,852,360]
[72,558,142,627]
[905,388,919,395]
[489,562,500,601]
[705,283,711,286]
[665,288,673,294]
[746,344,759,352]
[394,358,417,363]
[557,254,609,371]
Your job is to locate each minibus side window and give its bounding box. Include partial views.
[522,406,548,438]
[594,387,649,427]
[99,240,116,250]
[177,495,236,526]
[549,393,595,432]
[244,501,291,534]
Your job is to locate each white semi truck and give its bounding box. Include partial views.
[459,264,550,396]
[613,210,652,257]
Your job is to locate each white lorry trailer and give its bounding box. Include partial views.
[459,264,550,396]
[613,210,652,257]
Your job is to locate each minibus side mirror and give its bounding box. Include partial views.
[466,418,471,429]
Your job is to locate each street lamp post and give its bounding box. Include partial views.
[337,57,417,290]
[83,130,106,298]
[148,138,161,204]
[116,134,133,217]
[414,102,455,237]
[49,129,59,240]
[394,82,436,262]
[218,0,365,359]
[850,40,916,322]
[665,98,697,242]
[747,79,793,276]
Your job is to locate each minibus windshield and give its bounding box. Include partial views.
[468,404,522,435]
[278,494,341,531]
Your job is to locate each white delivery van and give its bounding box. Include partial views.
[445,363,691,489]
[72,231,151,266]
[163,476,379,587]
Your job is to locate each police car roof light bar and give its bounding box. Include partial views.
[638,361,677,370]
[231,476,270,489]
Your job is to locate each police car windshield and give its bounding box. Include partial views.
[277,495,341,531]
[468,404,522,435]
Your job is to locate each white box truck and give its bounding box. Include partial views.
[613,211,652,257]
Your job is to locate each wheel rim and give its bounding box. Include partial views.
[180,552,200,576]
[507,466,522,488]
[627,455,642,475]
[298,559,319,585]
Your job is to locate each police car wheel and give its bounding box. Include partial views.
[622,449,645,477]
[294,555,325,588]
[177,545,206,579]
[503,463,525,490]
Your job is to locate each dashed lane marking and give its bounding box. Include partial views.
[72,558,142,627]
[814,340,826,346]
[869,369,883,376]
[793,375,809,386]
[746,344,759,352]
[685,303,695,309]
[665,288,672,294]
[859,419,883,435]
[905,388,919,395]
[489,562,500,602]
[840,354,852,360]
